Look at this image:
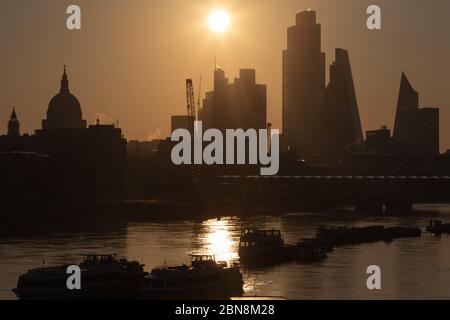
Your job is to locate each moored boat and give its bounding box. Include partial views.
[139,255,244,300]
[238,229,287,262]
[13,254,146,300]
[238,229,328,265]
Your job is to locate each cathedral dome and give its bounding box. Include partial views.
[42,67,87,130]
[47,92,82,118]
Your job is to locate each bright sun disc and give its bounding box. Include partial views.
[208,10,230,33]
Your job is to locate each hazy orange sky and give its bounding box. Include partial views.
[1,0,450,151]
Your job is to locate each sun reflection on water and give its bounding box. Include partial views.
[197,218,239,263]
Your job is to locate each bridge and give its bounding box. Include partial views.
[212,175,450,214]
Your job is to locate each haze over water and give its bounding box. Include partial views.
[1,204,450,300]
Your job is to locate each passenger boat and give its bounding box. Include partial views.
[139,255,243,300]
[238,229,287,262]
[13,254,146,300]
[238,229,328,265]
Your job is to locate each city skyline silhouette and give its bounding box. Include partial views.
[3,2,450,303]
[1,0,450,152]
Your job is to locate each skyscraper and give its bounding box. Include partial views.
[282,10,326,156]
[393,72,419,144]
[409,108,439,156]
[7,107,20,137]
[393,73,440,157]
[323,48,363,156]
[200,68,266,131]
[230,69,267,130]
[199,68,230,131]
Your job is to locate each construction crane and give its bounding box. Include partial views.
[185,78,200,194]
[186,79,196,121]
[197,75,202,115]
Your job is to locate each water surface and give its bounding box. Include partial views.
[1,204,450,300]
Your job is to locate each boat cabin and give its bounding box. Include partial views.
[239,229,284,248]
[190,255,217,268]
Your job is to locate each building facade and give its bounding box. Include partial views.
[393,73,439,157]
[323,48,363,157]
[199,68,266,131]
[282,10,326,156]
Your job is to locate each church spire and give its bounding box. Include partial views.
[11,106,17,120]
[60,65,70,93]
[7,106,20,137]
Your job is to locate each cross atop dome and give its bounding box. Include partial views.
[60,65,70,94]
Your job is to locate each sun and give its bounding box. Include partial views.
[208,10,231,33]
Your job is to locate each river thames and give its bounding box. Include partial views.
[1,204,450,300]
